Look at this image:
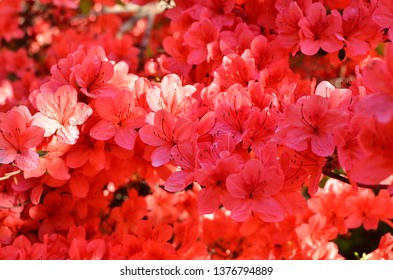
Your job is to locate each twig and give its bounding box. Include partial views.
[322,170,389,191]
[116,2,168,37]
[0,199,30,210]
[74,1,173,68]
[0,170,21,181]
[74,2,170,19]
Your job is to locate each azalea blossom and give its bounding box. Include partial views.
[195,156,242,214]
[372,0,393,42]
[69,46,115,98]
[23,136,70,180]
[139,110,194,167]
[275,1,304,54]
[211,83,253,144]
[90,89,146,150]
[222,159,285,222]
[298,2,343,55]
[183,17,220,65]
[336,5,381,59]
[146,74,197,118]
[0,106,44,170]
[278,94,349,157]
[358,43,393,123]
[350,118,393,185]
[30,85,93,145]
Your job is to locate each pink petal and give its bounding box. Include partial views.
[161,74,183,99]
[197,187,221,215]
[345,214,362,229]
[275,192,307,215]
[243,159,265,188]
[30,185,43,205]
[229,200,252,222]
[307,3,326,24]
[24,126,45,149]
[356,93,393,124]
[14,150,39,171]
[114,126,137,150]
[94,96,117,121]
[311,133,335,157]
[187,48,208,65]
[315,81,335,98]
[302,95,328,117]
[122,108,147,129]
[284,127,310,151]
[90,120,117,141]
[11,176,37,192]
[372,5,393,27]
[146,87,161,112]
[320,109,349,132]
[0,147,16,164]
[68,103,93,126]
[346,37,370,56]
[23,160,46,179]
[173,118,194,142]
[351,155,393,185]
[300,38,320,55]
[47,157,70,180]
[151,145,172,167]
[154,110,175,135]
[68,238,87,260]
[55,85,78,113]
[363,216,380,231]
[320,37,343,53]
[285,104,303,126]
[34,91,57,120]
[253,197,285,222]
[30,113,61,137]
[138,125,166,146]
[57,125,80,144]
[86,239,106,260]
[226,173,247,198]
[164,170,194,192]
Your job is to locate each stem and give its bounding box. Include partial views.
[0,169,21,181]
[74,2,170,19]
[0,199,30,209]
[322,170,389,191]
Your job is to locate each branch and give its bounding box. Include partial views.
[322,170,389,191]
[0,199,30,210]
[0,169,21,181]
[73,2,170,19]
[73,1,173,68]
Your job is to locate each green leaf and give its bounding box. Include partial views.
[79,0,93,15]
[37,150,49,157]
[375,43,385,57]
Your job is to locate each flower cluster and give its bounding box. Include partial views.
[0,0,392,259]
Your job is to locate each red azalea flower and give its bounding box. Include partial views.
[0,106,44,170]
[31,85,92,145]
[223,159,285,222]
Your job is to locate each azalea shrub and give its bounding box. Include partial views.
[0,0,393,260]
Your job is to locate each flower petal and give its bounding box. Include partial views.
[90,120,116,141]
